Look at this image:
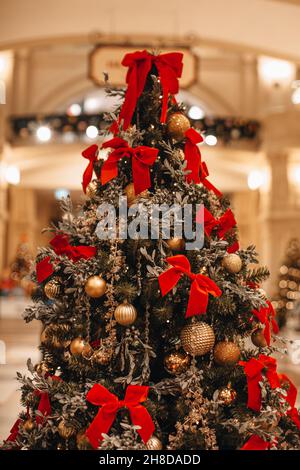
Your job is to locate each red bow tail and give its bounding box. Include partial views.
[184,128,203,184]
[241,434,272,450]
[82,144,99,193]
[35,391,52,424]
[36,256,54,283]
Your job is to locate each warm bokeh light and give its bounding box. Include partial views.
[205,135,217,146]
[258,56,295,85]
[188,105,205,120]
[86,125,98,139]
[36,126,52,142]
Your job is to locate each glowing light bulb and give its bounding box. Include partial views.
[36,126,52,142]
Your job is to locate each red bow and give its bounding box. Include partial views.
[101,138,158,195]
[184,128,203,183]
[239,355,281,412]
[252,300,279,346]
[81,144,99,193]
[204,207,237,239]
[116,50,183,130]
[50,234,96,262]
[86,384,155,448]
[36,256,54,283]
[35,376,61,425]
[241,434,273,450]
[158,255,222,318]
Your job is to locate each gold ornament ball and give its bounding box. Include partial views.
[23,419,35,432]
[85,275,107,298]
[34,361,50,375]
[146,436,163,450]
[86,180,98,198]
[218,384,237,406]
[251,328,267,348]
[114,300,137,326]
[222,254,242,274]
[76,430,93,450]
[40,323,70,349]
[167,112,190,141]
[180,322,215,356]
[164,351,191,375]
[166,238,185,252]
[57,420,76,439]
[124,183,149,207]
[44,277,61,299]
[214,341,240,366]
[92,348,112,366]
[70,337,92,357]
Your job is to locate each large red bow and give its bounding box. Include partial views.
[36,256,54,283]
[184,128,203,184]
[82,144,99,193]
[86,384,155,448]
[204,207,237,239]
[101,138,158,195]
[241,434,273,450]
[252,300,279,346]
[116,50,183,130]
[50,234,96,262]
[158,255,222,318]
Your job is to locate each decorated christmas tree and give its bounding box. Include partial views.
[3,50,300,451]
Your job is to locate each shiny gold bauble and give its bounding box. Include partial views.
[57,420,76,439]
[166,238,185,252]
[164,351,191,375]
[84,275,107,298]
[23,419,35,432]
[114,300,137,326]
[218,384,237,406]
[40,323,70,349]
[214,341,240,366]
[91,348,112,366]
[44,277,61,299]
[222,254,242,274]
[251,328,267,348]
[167,112,190,141]
[34,361,50,375]
[70,337,92,357]
[146,436,163,450]
[86,180,98,198]
[76,430,93,450]
[124,183,149,207]
[180,322,215,356]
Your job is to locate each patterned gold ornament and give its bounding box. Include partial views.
[214,341,240,366]
[222,254,242,274]
[23,419,35,432]
[84,275,107,298]
[180,322,215,356]
[44,277,61,299]
[57,420,76,439]
[91,348,112,366]
[166,238,185,252]
[114,300,137,326]
[124,183,149,207]
[218,384,237,405]
[86,180,98,198]
[167,112,190,141]
[40,323,70,349]
[70,337,92,357]
[34,361,50,375]
[251,328,267,348]
[76,430,93,450]
[164,351,191,375]
[146,436,163,450]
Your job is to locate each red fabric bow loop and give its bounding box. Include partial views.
[204,207,237,239]
[82,144,99,193]
[184,128,203,184]
[252,300,279,346]
[50,234,96,262]
[36,256,54,283]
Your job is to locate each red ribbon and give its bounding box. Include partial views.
[35,376,61,425]
[252,300,279,346]
[241,434,273,450]
[158,255,222,318]
[86,384,155,448]
[204,207,237,239]
[50,234,96,262]
[36,256,54,283]
[116,50,183,130]
[199,161,222,197]
[82,144,99,193]
[184,128,203,184]
[101,138,158,195]
[5,419,22,443]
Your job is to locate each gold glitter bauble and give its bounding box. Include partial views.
[166,238,185,252]
[218,384,237,405]
[251,328,267,348]
[222,254,242,274]
[84,275,107,298]
[124,183,149,207]
[114,300,137,326]
[164,351,191,375]
[86,180,98,198]
[34,361,50,375]
[76,430,93,450]
[70,337,92,357]
[214,341,240,366]
[91,348,112,366]
[180,322,215,356]
[167,112,190,141]
[23,419,35,432]
[44,277,61,299]
[57,420,76,439]
[40,323,70,349]
[146,436,163,450]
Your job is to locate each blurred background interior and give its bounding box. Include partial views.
[1,0,300,440]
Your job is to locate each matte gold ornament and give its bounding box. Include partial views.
[23,419,35,432]
[214,341,240,366]
[164,351,191,375]
[114,300,137,326]
[76,430,93,450]
[218,384,237,406]
[166,238,185,252]
[124,183,149,207]
[84,275,107,298]
[86,180,98,198]
[91,348,112,366]
[70,337,92,357]
[57,420,76,439]
[167,112,190,141]
[251,328,267,348]
[44,277,61,299]
[180,322,215,356]
[146,435,163,450]
[222,254,242,274]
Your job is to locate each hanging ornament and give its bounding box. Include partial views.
[213,341,240,366]
[44,277,61,299]
[180,322,215,356]
[40,323,71,349]
[251,328,268,348]
[57,420,76,439]
[34,361,50,375]
[218,383,237,406]
[23,419,35,432]
[84,275,107,298]
[167,112,190,141]
[70,337,92,357]
[222,254,242,274]
[91,348,112,366]
[76,430,93,450]
[114,300,137,326]
[146,435,163,450]
[124,183,149,207]
[164,350,191,375]
[166,238,185,252]
[85,180,98,199]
